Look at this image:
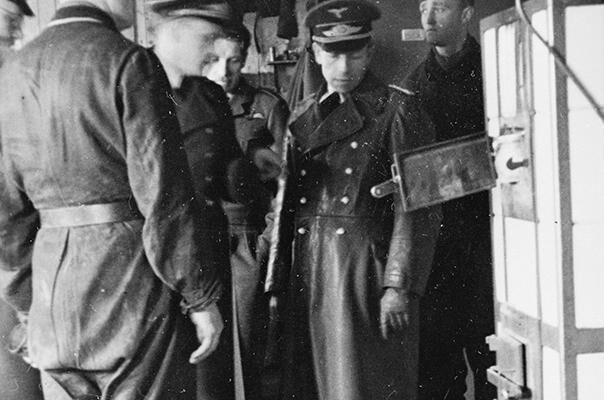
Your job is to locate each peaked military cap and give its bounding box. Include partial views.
[304,0,380,48]
[0,0,33,16]
[148,0,239,25]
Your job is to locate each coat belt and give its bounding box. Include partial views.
[39,201,143,228]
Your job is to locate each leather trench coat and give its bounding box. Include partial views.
[267,73,442,400]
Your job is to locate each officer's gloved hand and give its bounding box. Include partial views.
[188,303,224,364]
[252,147,281,181]
[380,287,411,340]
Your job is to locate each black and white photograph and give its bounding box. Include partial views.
[0,1,602,399]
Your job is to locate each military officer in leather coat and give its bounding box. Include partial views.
[265,1,442,399]
[203,23,289,400]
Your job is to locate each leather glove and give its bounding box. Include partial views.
[189,302,224,364]
[380,287,411,340]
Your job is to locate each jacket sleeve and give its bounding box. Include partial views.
[383,96,442,296]
[0,145,38,314]
[118,48,222,312]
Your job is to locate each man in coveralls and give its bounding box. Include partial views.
[0,0,224,398]
[265,1,442,399]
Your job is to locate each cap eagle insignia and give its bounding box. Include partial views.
[323,23,363,37]
[327,7,348,19]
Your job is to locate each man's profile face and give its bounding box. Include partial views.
[419,0,470,47]
[169,18,224,78]
[203,37,245,93]
[312,43,373,94]
[0,4,23,47]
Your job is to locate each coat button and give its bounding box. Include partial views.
[350,141,358,149]
[340,196,350,205]
[344,168,352,175]
[300,169,307,176]
[335,227,346,235]
[299,197,307,204]
[297,227,307,235]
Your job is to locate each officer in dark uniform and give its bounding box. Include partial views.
[265,1,441,399]
[203,22,289,400]
[150,2,250,399]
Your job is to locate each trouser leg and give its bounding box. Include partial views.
[43,310,197,400]
[230,227,267,400]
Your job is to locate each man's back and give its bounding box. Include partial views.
[2,10,174,207]
[0,5,221,399]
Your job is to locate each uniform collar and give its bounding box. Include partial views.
[52,4,118,32]
[290,71,387,154]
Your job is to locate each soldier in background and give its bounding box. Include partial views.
[402,0,495,398]
[151,2,282,399]
[265,1,441,399]
[203,23,289,400]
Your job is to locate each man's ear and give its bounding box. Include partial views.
[366,40,376,60]
[311,42,323,65]
[461,6,474,25]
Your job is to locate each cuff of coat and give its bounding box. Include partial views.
[180,284,223,314]
[383,271,408,290]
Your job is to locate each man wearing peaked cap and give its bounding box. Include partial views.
[304,0,379,52]
[149,0,241,24]
[0,0,32,16]
[263,1,442,400]
[151,2,279,400]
